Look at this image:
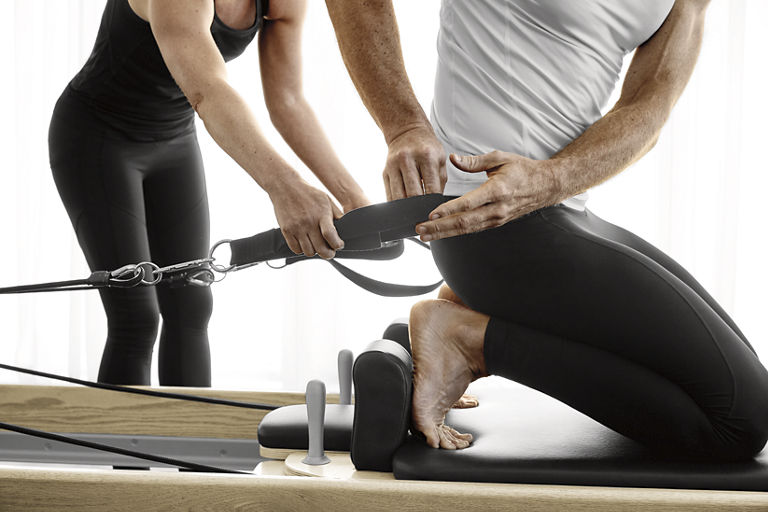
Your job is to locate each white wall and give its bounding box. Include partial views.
[1,1,766,392]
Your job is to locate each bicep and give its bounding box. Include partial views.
[147,0,228,109]
[617,0,709,111]
[259,0,307,107]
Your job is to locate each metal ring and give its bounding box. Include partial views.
[136,261,162,286]
[208,239,237,273]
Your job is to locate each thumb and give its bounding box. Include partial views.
[450,151,510,174]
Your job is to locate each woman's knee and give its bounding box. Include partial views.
[157,285,213,328]
[102,288,160,343]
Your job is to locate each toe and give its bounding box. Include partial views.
[437,425,458,450]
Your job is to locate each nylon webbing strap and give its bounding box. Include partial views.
[229,194,450,266]
[228,194,451,297]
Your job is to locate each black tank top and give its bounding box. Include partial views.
[66,0,266,139]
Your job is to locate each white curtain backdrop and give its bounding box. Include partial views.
[1,1,766,393]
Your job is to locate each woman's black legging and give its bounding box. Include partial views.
[431,204,768,461]
[48,90,213,387]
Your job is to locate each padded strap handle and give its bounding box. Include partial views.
[228,195,451,297]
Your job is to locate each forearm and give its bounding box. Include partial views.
[324,0,430,143]
[547,0,707,202]
[547,100,668,201]
[194,81,301,195]
[269,98,366,208]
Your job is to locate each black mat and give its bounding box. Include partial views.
[393,384,768,491]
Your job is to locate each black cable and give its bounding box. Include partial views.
[0,421,248,474]
[0,363,278,411]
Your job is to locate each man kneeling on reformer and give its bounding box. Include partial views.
[327,0,768,460]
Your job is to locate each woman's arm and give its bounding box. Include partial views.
[145,0,343,259]
[259,0,368,213]
[416,0,711,241]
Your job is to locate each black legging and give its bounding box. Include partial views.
[431,204,768,461]
[48,89,212,387]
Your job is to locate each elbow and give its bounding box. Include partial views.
[188,90,205,114]
[266,92,305,129]
[185,78,231,117]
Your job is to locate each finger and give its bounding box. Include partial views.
[309,229,335,260]
[420,153,444,194]
[401,158,424,197]
[330,200,344,220]
[383,172,392,202]
[297,235,316,258]
[421,217,501,241]
[426,184,497,221]
[320,215,344,251]
[387,168,406,200]
[418,205,505,240]
[450,151,510,173]
[283,233,303,255]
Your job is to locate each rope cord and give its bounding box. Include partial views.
[0,363,278,411]
[0,421,249,474]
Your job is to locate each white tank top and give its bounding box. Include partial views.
[431,0,675,210]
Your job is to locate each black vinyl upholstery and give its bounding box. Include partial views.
[392,384,768,490]
[257,403,354,452]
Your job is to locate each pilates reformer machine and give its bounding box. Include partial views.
[1,196,767,511]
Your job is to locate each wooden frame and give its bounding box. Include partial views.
[1,385,767,512]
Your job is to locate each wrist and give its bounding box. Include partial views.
[383,119,433,146]
[262,168,304,200]
[540,159,568,205]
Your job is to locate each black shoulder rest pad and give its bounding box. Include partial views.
[351,339,413,472]
[229,194,451,267]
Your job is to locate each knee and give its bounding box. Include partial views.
[158,286,213,329]
[104,290,160,343]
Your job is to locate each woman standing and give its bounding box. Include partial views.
[49,0,367,386]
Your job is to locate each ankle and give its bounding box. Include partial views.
[456,316,490,378]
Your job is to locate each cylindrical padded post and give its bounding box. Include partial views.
[338,349,354,405]
[302,380,331,465]
[351,340,413,471]
[382,317,411,355]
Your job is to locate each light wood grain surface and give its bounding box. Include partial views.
[1,465,767,512]
[0,385,338,439]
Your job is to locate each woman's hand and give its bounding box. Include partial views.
[415,151,561,241]
[269,180,345,259]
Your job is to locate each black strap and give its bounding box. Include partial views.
[229,195,450,296]
[0,271,113,295]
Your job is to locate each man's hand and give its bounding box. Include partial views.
[384,125,446,200]
[269,180,345,259]
[415,151,561,241]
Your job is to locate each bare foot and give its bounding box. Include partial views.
[452,393,480,409]
[437,286,480,409]
[410,299,490,449]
